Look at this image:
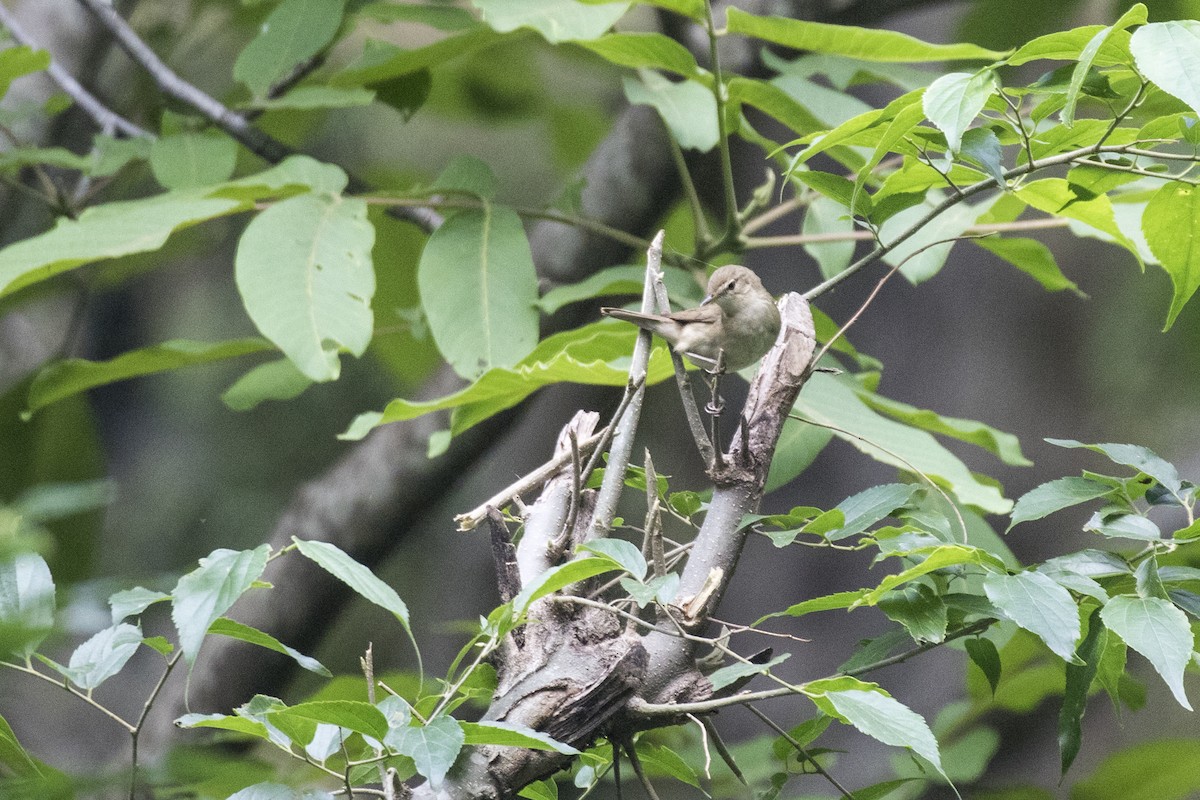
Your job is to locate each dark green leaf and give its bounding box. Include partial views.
[825,483,921,542]
[270,700,389,739]
[972,236,1082,294]
[26,339,272,415]
[707,653,790,691]
[879,584,947,642]
[171,545,270,665]
[1062,5,1145,126]
[233,0,345,98]
[208,617,331,677]
[236,192,375,382]
[460,720,579,754]
[965,637,1001,696]
[417,205,538,380]
[959,126,1006,185]
[249,86,376,110]
[292,538,410,628]
[1059,607,1105,776]
[1007,476,1112,531]
[0,712,40,778]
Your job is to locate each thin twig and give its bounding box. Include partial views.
[667,133,710,250]
[0,660,136,732]
[746,704,856,800]
[623,740,663,800]
[129,649,183,800]
[698,716,745,785]
[0,5,150,138]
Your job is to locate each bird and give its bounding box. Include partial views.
[601,265,781,372]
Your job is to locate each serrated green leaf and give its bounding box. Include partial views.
[1101,594,1194,710]
[983,571,1081,663]
[622,72,717,152]
[879,584,947,643]
[26,339,272,415]
[1015,179,1140,263]
[236,192,375,382]
[861,545,1004,606]
[1059,607,1105,776]
[417,205,538,380]
[923,69,998,153]
[960,126,1006,185]
[825,483,920,542]
[233,0,345,98]
[1008,25,1132,67]
[1047,439,1183,497]
[387,716,464,788]
[512,556,621,614]
[53,622,142,689]
[707,653,791,691]
[811,684,946,774]
[795,373,1011,513]
[578,539,646,580]
[1007,476,1112,531]
[110,586,171,624]
[726,9,1006,62]
[460,720,580,754]
[208,617,331,677]
[270,700,388,739]
[171,546,271,665]
[1084,511,1161,541]
[1131,20,1200,119]
[0,553,55,659]
[1142,180,1200,329]
[1063,5,1145,127]
[291,538,410,628]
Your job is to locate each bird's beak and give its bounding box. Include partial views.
[700,293,714,306]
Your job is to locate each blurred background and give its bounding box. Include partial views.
[1,0,1198,797]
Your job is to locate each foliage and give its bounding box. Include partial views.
[2,1,1200,799]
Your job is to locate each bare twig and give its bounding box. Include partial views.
[746,704,857,800]
[0,5,150,138]
[623,740,663,800]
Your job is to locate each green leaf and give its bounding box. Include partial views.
[765,417,834,493]
[795,373,1011,514]
[291,538,410,629]
[1015,179,1140,263]
[150,132,238,190]
[0,553,55,659]
[805,679,946,775]
[1072,739,1200,800]
[622,72,717,152]
[1046,439,1183,498]
[575,32,704,79]
[0,46,50,100]
[707,653,791,691]
[922,69,998,153]
[270,700,389,739]
[50,623,141,689]
[417,205,538,380]
[14,480,115,522]
[537,264,699,315]
[983,571,1081,663]
[1008,25,1133,67]
[1084,511,1161,541]
[1063,4,1146,127]
[25,338,272,415]
[802,196,856,280]
[825,483,920,542]
[432,155,499,199]
[519,780,558,800]
[387,716,465,788]
[222,358,314,412]
[108,587,170,624]
[879,584,947,643]
[512,556,621,614]
[208,617,331,677]
[578,539,647,580]
[965,636,1001,696]
[236,192,374,382]
[0,155,341,299]
[171,545,271,665]
[1007,476,1113,531]
[226,782,335,800]
[472,0,628,43]
[460,720,580,754]
[1131,20,1200,119]
[331,29,503,86]
[972,236,1082,294]
[860,545,1005,606]
[1142,181,1200,329]
[233,0,345,98]
[1100,594,1194,710]
[879,194,990,283]
[726,9,1006,62]
[340,322,675,442]
[248,85,376,110]
[855,392,1030,466]
[0,712,40,778]
[959,127,1006,186]
[1059,607,1105,776]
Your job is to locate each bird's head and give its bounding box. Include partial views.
[702,265,768,314]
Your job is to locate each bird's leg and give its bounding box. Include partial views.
[706,350,727,471]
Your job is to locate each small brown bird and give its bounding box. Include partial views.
[601,265,781,372]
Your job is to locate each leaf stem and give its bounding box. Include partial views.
[704,0,740,237]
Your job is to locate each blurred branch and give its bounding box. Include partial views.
[0,4,150,138]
